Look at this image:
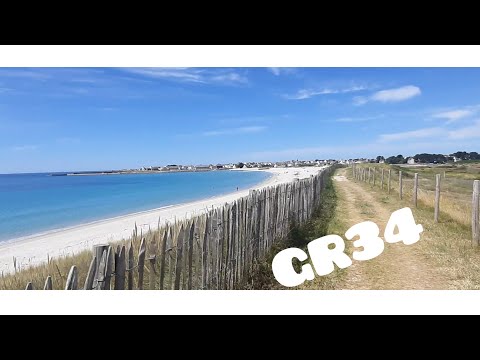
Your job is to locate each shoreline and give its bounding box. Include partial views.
[2,168,272,245]
[0,166,326,273]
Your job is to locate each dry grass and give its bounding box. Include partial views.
[354,163,478,227]
[242,171,348,290]
[349,165,480,289]
[0,225,176,290]
[296,173,352,290]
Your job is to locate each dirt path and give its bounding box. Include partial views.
[333,169,450,290]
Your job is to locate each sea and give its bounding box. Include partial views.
[0,170,271,242]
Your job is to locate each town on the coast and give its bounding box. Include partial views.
[64,151,480,176]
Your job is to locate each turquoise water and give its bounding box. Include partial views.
[0,171,270,241]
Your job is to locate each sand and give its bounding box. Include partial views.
[0,166,327,273]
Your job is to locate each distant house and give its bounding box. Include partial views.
[216,164,225,170]
[407,157,415,165]
[166,165,180,171]
[196,165,213,171]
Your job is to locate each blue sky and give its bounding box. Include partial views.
[1,67,480,173]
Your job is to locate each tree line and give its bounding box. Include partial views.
[373,151,480,164]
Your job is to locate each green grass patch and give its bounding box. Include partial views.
[243,170,346,290]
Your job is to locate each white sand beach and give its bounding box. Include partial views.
[0,166,327,273]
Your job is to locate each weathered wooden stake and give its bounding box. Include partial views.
[65,266,78,290]
[84,256,96,290]
[94,250,107,290]
[114,246,126,290]
[127,244,134,290]
[373,168,376,187]
[472,180,480,245]
[44,276,53,290]
[93,245,108,270]
[399,171,403,200]
[137,238,146,290]
[435,174,441,223]
[174,225,185,290]
[413,173,418,208]
[388,169,391,194]
[104,246,114,290]
[187,220,195,290]
[159,230,168,290]
[381,169,384,190]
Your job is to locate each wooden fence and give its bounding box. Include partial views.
[24,166,335,290]
[351,164,480,244]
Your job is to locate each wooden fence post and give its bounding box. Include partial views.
[472,180,480,245]
[202,215,210,290]
[93,244,108,271]
[399,171,403,199]
[44,276,53,290]
[174,225,185,290]
[368,167,371,184]
[373,168,376,187]
[114,246,126,290]
[93,244,108,289]
[413,173,418,208]
[84,256,96,290]
[65,266,78,290]
[388,169,391,194]
[381,169,384,190]
[137,238,146,290]
[94,250,107,290]
[104,246,114,290]
[127,244,134,290]
[159,229,168,290]
[147,237,157,290]
[187,220,195,290]
[435,174,441,223]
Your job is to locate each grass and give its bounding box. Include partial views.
[0,228,166,290]
[242,170,349,290]
[349,166,480,289]
[354,163,479,227]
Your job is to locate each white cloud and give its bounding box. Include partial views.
[269,68,281,76]
[210,72,248,84]
[335,115,384,123]
[356,85,421,105]
[284,85,367,100]
[202,126,267,137]
[448,120,480,139]
[121,68,248,85]
[268,68,296,76]
[377,119,480,143]
[11,145,38,152]
[433,109,474,123]
[379,127,444,142]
